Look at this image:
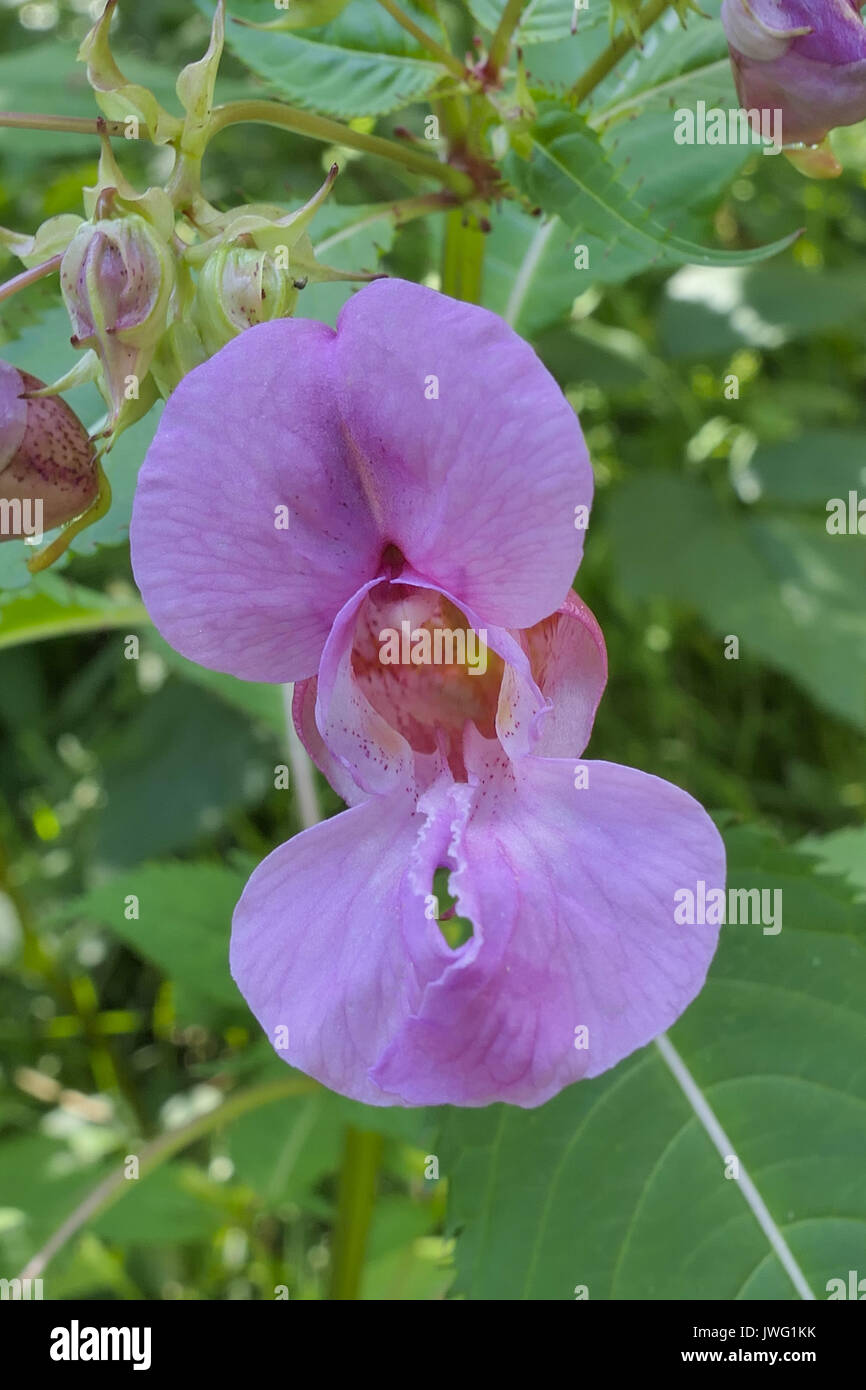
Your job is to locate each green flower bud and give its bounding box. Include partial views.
[193,244,300,357]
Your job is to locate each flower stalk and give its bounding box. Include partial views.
[441,208,485,303]
[485,0,528,80]
[328,1127,384,1300]
[374,0,466,78]
[0,110,135,137]
[207,100,475,196]
[569,0,673,103]
[0,254,62,305]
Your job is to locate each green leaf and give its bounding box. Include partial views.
[147,631,285,738]
[484,206,578,336]
[748,432,866,508]
[468,0,604,44]
[224,0,442,56]
[216,0,448,117]
[89,682,273,867]
[0,1135,112,1264]
[304,199,399,325]
[607,474,866,731]
[516,0,728,108]
[800,828,866,903]
[500,14,753,293]
[504,103,799,271]
[92,1164,223,1245]
[660,265,866,359]
[226,1089,346,1207]
[0,580,146,652]
[61,860,249,1025]
[442,825,866,1299]
[594,2,731,115]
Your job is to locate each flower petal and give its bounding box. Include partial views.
[333,279,593,629]
[230,785,460,1106]
[374,746,725,1107]
[0,361,27,471]
[130,317,384,681]
[515,588,607,759]
[131,281,592,680]
[314,577,417,798]
[310,568,545,795]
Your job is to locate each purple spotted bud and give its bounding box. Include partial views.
[0,362,97,539]
[60,196,175,425]
[721,0,866,146]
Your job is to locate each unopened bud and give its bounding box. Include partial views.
[60,203,175,424]
[193,244,299,356]
[722,0,866,147]
[0,362,97,538]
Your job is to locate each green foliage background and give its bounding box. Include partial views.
[0,0,864,1300]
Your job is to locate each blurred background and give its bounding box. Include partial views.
[0,0,864,1299]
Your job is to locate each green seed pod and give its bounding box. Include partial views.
[193,244,299,357]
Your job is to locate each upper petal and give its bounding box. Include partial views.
[130,317,383,682]
[131,280,593,683]
[333,279,593,630]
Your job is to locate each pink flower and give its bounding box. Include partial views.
[130,280,724,1107]
[722,0,866,145]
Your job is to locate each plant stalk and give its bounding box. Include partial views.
[208,101,474,197]
[374,0,466,77]
[441,208,485,303]
[0,254,62,305]
[0,111,133,138]
[328,1127,385,1300]
[569,0,673,104]
[486,0,527,79]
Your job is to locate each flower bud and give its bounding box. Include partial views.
[721,0,866,146]
[0,362,97,539]
[60,202,175,426]
[193,244,299,357]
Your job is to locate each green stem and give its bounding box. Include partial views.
[0,111,133,138]
[313,192,456,257]
[208,101,474,197]
[486,0,527,78]
[0,254,61,305]
[569,0,672,104]
[374,0,466,78]
[328,1127,384,1300]
[18,1075,318,1280]
[441,208,485,304]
